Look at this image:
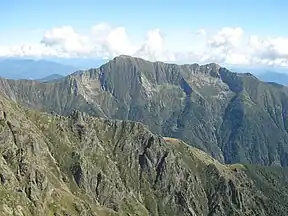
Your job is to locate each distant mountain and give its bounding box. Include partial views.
[43,57,107,69]
[230,66,288,85]
[257,71,288,86]
[230,66,288,75]
[37,73,64,82]
[0,58,78,80]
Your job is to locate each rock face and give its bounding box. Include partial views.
[0,94,288,216]
[2,55,288,167]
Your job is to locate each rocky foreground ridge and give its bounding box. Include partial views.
[0,94,288,215]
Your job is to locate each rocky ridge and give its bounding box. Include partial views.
[0,94,288,215]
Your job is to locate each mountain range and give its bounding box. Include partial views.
[2,57,288,86]
[0,58,78,80]
[1,55,288,215]
[231,66,288,86]
[2,55,288,166]
[257,71,288,86]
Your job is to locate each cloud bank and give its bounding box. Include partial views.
[1,23,288,67]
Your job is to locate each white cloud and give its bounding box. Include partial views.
[135,29,175,61]
[41,26,92,56]
[249,36,288,59]
[104,26,136,56]
[225,53,250,65]
[208,27,243,49]
[91,23,112,38]
[182,27,248,65]
[196,29,207,37]
[248,35,288,66]
[0,43,63,58]
[40,24,136,58]
[1,24,288,67]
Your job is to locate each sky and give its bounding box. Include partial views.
[0,0,288,67]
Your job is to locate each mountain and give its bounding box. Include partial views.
[2,55,288,167]
[257,71,288,86]
[45,57,107,69]
[37,74,64,83]
[230,66,288,75]
[230,67,288,86]
[0,58,78,80]
[0,93,288,215]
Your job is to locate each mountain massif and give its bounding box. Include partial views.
[1,93,288,215]
[1,55,288,167]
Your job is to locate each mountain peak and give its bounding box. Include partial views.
[206,62,221,69]
[112,55,223,71]
[111,55,151,65]
[112,54,138,61]
[115,54,134,59]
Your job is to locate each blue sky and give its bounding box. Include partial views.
[1,0,285,34]
[0,0,288,67]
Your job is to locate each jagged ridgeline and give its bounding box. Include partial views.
[2,55,288,166]
[0,95,288,215]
